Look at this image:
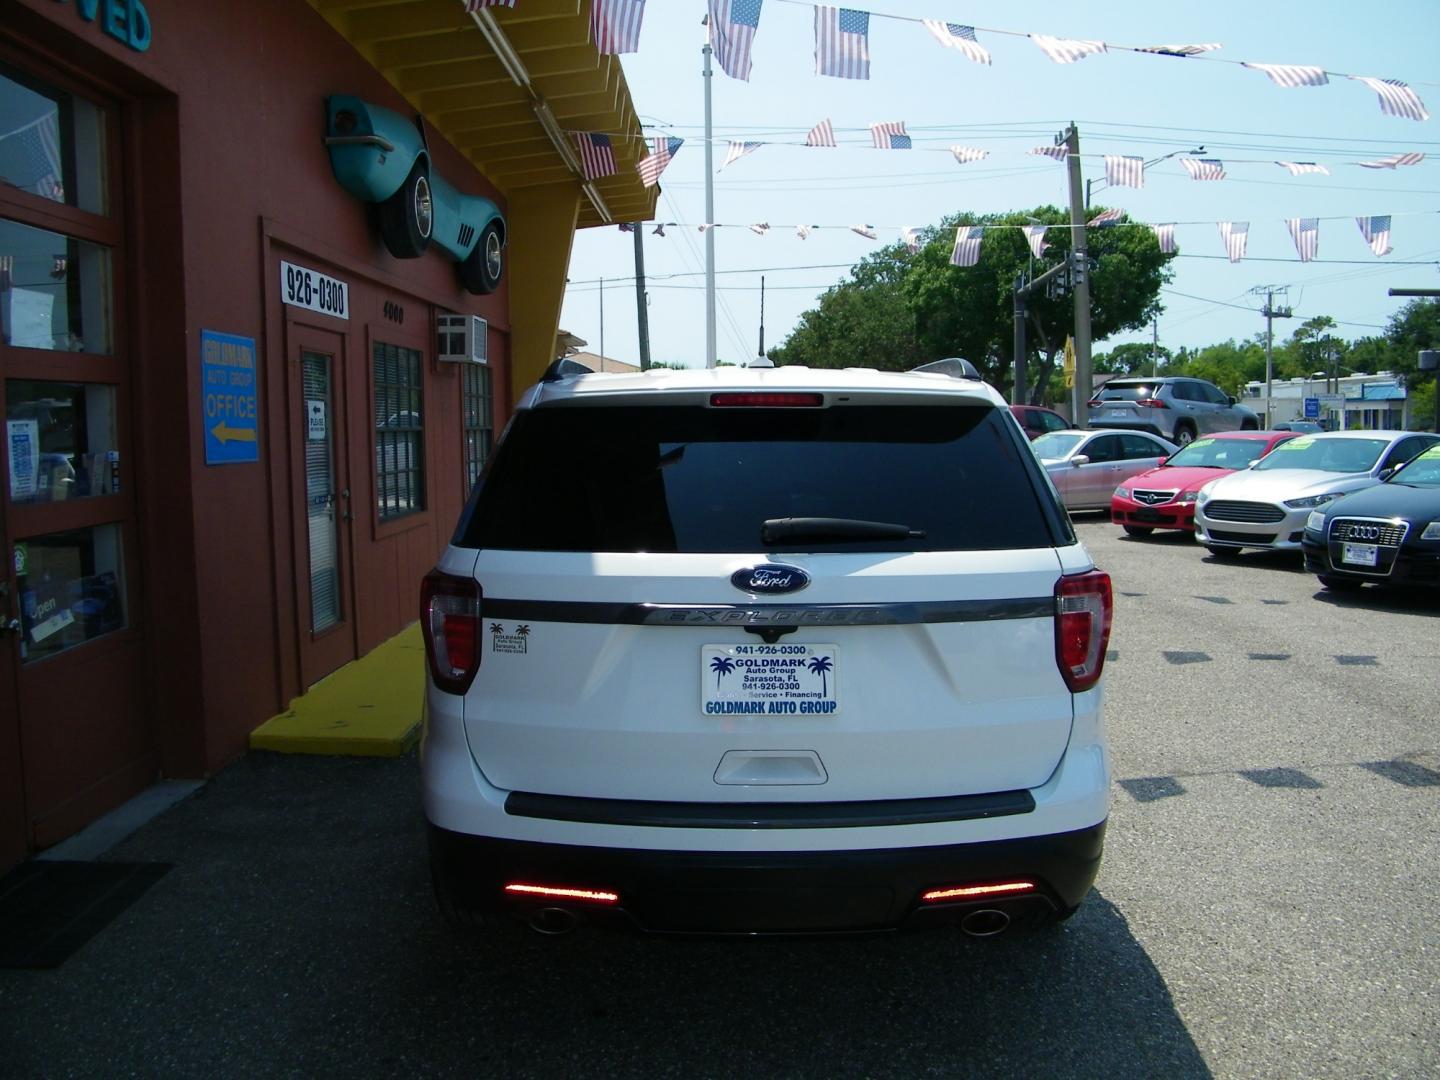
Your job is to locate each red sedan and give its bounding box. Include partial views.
[1111,430,1300,536]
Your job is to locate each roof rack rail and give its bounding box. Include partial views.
[540,358,595,382]
[910,357,982,381]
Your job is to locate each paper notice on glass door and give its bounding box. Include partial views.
[7,419,40,500]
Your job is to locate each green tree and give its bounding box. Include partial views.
[770,205,1175,404]
[1094,341,1170,375]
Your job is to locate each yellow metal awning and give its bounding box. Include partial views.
[308,0,656,227]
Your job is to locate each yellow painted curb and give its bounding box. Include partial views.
[250,623,425,757]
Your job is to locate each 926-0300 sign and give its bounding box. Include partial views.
[280,260,349,320]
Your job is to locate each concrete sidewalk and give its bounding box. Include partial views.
[248,624,425,756]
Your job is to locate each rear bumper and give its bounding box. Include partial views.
[428,821,1105,934]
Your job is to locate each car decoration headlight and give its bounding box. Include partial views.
[1305,511,1326,533]
[1177,491,1199,504]
[1114,487,1130,499]
[1284,492,1340,509]
[1423,521,1440,541]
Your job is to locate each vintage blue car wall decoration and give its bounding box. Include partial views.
[324,95,506,295]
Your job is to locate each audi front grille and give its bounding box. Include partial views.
[1330,518,1408,546]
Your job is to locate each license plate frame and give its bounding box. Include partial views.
[701,643,840,716]
[1340,542,1378,567]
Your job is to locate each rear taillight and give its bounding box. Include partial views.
[1135,398,1170,409]
[1054,570,1113,693]
[420,569,482,695]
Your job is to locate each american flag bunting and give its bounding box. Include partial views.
[1136,43,1223,57]
[710,0,763,82]
[901,226,922,253]
[636,136,682,187]
[652,223,667,236]
[591,0,645,55]
[749,223,770,235]
[850,224,878,240]
[1181,157,1226,180]
[1242,62,1328,88]
[617,223,636,232]
[805,119,837,147]
[1150,224,1176,254]
[1029,145,1069,163]
[1089,208,1124,227]
[1,113,64,202]
[573,133,618,180]
[815,7,870,81]
[950,146,989,165]
[1358,152,1424,169]
[465,0,515,9]
[1030,36,1107,64]
[950,225,983,267]
[1357,215,1392,257]
[1023,226,1048,259]
[1276,161,1329,176]
[1219,221,1249,263]
[698,224,716,232]
[722,141,762,169]
[1105,155,1144,189]
[922,21,990,66]
[1349,77,1429,122]
[796,224,811,239]
[870,121,910,150]
[1286,218,1319,262]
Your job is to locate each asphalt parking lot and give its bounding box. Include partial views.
[2,517,1436,1079]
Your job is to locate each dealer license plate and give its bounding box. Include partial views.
[701,644,839,716]
[1341,542,1378,567]
[1108,409,1127,417]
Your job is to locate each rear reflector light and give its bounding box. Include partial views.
[922,881,1036,903]
[1054,569,1113,693]
[504,883,620,905]
[710,392,824,408]
[420,569,482,695]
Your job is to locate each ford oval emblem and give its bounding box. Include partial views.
[732,564,810,594]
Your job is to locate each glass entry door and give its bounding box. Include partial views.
[291,324,356,687]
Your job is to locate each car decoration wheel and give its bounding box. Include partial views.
[379,160,433,259]
[1122,525,1154,537]
[1318,574,1363,592]
[1174,424,1197,446]
[458,220,505,295]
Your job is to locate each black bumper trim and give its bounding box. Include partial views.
[505,788,1036,829]
[428,823,1107,934]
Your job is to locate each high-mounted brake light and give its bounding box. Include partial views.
[504,883,620,905]
[1054,570,1113,693]
[420,569,482,695]
[921,881,1036,903]
[710,392,824,408]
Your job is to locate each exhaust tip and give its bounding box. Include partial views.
[959,908,1011,938]
[528,907,580,936]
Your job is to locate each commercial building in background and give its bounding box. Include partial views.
[1243,372,1416,431]
[0,0,654,872]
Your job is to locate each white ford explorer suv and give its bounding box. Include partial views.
[421,358,1112,937]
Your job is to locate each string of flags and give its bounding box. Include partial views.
[611,212,1422,266]
[477,1,1431,123]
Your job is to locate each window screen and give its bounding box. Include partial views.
[462,362,493,491]
[373,342,424,520]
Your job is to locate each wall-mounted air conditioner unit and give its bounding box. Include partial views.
[436,313,488,364]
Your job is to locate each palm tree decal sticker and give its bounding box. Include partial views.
[516,625,530,637]
[807,655,833,697]
[489,623,504,635]
[710,655,736,691]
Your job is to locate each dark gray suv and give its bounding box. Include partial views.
[1087,377,1260,446]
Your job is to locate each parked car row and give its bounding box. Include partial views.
[1047,419,1440,594]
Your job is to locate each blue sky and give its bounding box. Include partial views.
[557,0,1440,369]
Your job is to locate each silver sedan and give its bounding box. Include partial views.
[1033,428,1179,511]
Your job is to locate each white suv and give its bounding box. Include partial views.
[421,359,1113,937]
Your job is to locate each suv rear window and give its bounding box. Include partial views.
[1094,382,1160,401]
[458,403,1069,553]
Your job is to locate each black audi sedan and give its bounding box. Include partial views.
[1301,444,1440,591]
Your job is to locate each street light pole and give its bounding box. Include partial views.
[1086,145,1204,209]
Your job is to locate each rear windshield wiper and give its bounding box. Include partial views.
[761,517,927,544]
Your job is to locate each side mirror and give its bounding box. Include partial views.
[1246,459,1261,469]
[1228,395,1237,406]
[1377,466,1395,481]
[1071,455,1090,467]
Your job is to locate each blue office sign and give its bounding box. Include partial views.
[202,330,259,465]
[1303,397,1320,419]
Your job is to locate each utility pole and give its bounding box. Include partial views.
[702,21,717,368]
[1152,314,1159,377]
[1251,285,1292,427]
[598,275,605,364]
[1062,123,1094,421]
[632,225,651,370]
[1012,257,1078,406]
